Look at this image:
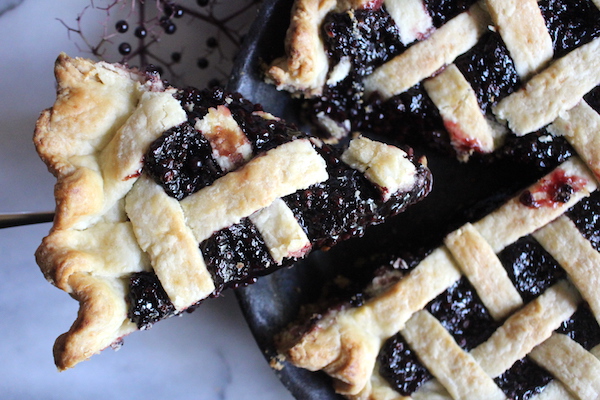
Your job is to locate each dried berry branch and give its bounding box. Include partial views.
[60,0,262,86]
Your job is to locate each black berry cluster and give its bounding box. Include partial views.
[59,0,261,86]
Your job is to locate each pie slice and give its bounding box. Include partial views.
[33,54,431,370]
[277,155,600,399]
[266,0,600,163]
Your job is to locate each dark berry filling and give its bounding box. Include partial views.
[322,7,404,77]
[378,333,433,396]
[136,86,432,328]
[284,145,432,249]
[453,32,520,115]
[584,85,600,114]
[494,358,554,400]
[567,190,600,252]
[227,101,305,153]
[308,73,365,137]
[175,86,228,123]
[128,271,176,330]
[424,0,478,28]
[538,0,600,59]
[144,122,223,200]
[498,236,566,303]
[200,218,279,296]
[283,145,380,249]
[556,304,600,350]
[426,277,497,351]
[498,129,573,171]
[365,84,453,154]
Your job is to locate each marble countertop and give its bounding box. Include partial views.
[0,1,294,399]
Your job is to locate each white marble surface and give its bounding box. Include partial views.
[0,1,294,399]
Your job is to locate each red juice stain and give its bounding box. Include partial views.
[519,169,588,208]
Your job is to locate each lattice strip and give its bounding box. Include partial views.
[473,157,597,253]
[530,333,600,399]
[98,91,187,226]
[194,104,252,172]
[365,248,461,337]
[469,280,581,378]
[485,0,553,79]
[248,198,311,264]
[423,64,498,161]
[444,223,523,320]
[126,174,215,310]
[493,37,600,135]
[363,3,489,99]
[402,310,506,400]
[384,0,433,46]
[533,215,600,325]
[180,138,328,243]
[547,100,600,180]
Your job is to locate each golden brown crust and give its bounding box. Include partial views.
[36,54,425,371]
[280,158,600,398]
[485,0,553,79]
[34,54,180,370]
[493,37,600,135]
[265,0,337,96]
[363,3,490,99]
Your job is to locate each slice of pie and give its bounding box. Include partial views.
[33,54,431,370]
[276,156,600,399]
[266,0,600,163]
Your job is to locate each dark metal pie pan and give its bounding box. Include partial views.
[227,1,552,398]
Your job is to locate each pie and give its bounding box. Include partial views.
[263,0,600,398]
[277,157,600,399]
[266,0,600,163]
[33,54,431,370]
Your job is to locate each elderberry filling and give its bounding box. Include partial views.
[423,0,479,28]
[566,189,600,252]
[378,333,433,396]
[494,358,554,400]
[498,236,566,303]
[538,0,600,59]
[426,277,497,351]
[130,87,432,329]
[322,7,404,77]
[145,122,224,200]
[498,129,574,171]
[200,218,279,296]
[584,85,600,114]
[284,145,432,249]
[360,84,452,154]
[453,32,520,115]
[557,304,600,350]
[127,271,176,330]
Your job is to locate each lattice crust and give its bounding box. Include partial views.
[277,156,600,399]
[34,54,431,370]
[266,0,600,162]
